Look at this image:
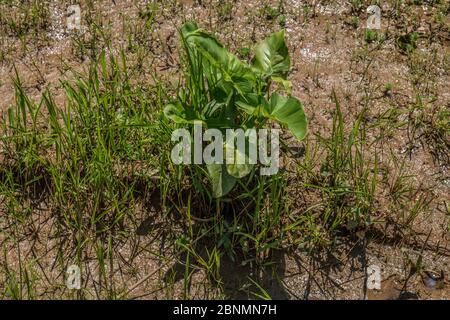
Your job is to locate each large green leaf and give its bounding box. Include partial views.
[226,163,253,179]
[181,22,256,96]
[235,93,270,116]
[207,164,237,198]
[225,137,255,178]
[252,30,290,78]
[164,101,202,124]
[268,93,307,140]
[235,93,259,114]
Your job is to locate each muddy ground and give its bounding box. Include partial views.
[0,0,449,299]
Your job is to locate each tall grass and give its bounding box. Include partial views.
[0,49,433,299]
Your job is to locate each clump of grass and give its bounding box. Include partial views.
[0,48,170,298]
[396,32,419,53]
[278,14,286,27]
[299,94,379,246]
[350,16,359,29]
[406,99,450,168]
[0,0,51,38]
[262,2,282,21]
[349,0,363,13]
[364,29,378,43]
[217,1,233,21]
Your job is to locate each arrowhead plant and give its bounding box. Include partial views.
[164,22,308,198]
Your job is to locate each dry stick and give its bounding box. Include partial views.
[119,266,164,299]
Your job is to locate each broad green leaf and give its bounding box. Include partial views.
[225,139,254,178]
[164,101,203,124]
[226,163,253,178]
[235,93,259,114]
[207,164,237,198]
[236,93,270,116]
[252,30,290,78]
[203,92,237,128]
[181,22,256,96]
[268,93,307,140]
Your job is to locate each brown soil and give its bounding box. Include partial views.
[0,0,449,299]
